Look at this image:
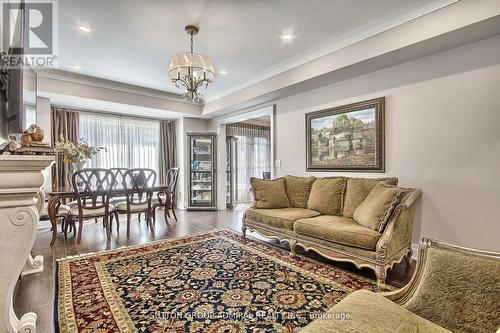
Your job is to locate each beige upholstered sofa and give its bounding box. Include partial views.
[242,176,421,288]
[300,238,500,333]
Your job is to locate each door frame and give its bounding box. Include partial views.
[213,105,275,210]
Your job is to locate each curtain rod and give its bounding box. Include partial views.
[51,104,177,123]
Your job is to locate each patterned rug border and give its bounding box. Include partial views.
[55,229,388,332]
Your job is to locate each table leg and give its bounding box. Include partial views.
[48,195,59,246]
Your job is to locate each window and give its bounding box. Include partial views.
[79,112,160,179]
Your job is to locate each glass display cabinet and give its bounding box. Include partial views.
[187,133,217,210]
[226,136,238,207]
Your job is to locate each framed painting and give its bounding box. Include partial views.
[306,97,385,172]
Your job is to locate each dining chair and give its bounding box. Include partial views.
[36,191,71,234]
[152,167,179,224]
[109,167,129,204]
[68,168,116,244]
[115,168,157,236]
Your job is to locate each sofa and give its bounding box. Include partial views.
[300,237,500,333]
[242,175,422,288]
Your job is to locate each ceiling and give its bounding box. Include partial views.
[56,0,446,103]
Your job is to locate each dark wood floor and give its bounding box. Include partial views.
[14,205,414,332]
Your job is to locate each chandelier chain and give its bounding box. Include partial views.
[190,32,194,53]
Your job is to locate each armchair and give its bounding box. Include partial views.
[383,238,500,333]
[300,237,499,333]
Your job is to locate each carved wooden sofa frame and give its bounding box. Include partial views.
[242,189,422,289]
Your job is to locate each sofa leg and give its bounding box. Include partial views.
[241,225,247,238]
[289,240,297,258]
[375,265,387,290]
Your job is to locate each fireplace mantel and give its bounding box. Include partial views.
[0,155,54,333]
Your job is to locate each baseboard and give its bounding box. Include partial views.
[411,243,419,260]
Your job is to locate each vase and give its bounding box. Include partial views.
[67,161,87,188]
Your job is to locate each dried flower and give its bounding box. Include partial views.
[54,134,106,163]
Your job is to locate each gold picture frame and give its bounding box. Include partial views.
[306,97,385,172]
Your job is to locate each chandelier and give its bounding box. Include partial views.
[169,25,215,103]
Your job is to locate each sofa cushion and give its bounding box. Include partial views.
[294,215,381,250]
[353,182,405,231]
[300,290,451,333]
[250,177,290,209]
[307,177,345,215]
[343,177,398,218]
[246,208,321,230]
[285,175,315,208]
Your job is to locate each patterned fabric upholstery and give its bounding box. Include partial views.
[307,177,345,215]
[342,177,398,218]
[115,202,149,212]
[402,247,500,333]
[245,208,320,230]
[300,290,450,333]
[70,205,116,217]
[294,215,382,250]
[250,177,290,209]
[58,204,71,215]
[110,196,127,204]
[284,175,315,208]
[353,182,405,231]
[296,232,378,259]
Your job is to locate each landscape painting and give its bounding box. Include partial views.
[306,97,385,172]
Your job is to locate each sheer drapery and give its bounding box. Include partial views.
[159,121,177,185]
[227,123,271,203]
[79,112,160,180]
[51,107,80,189]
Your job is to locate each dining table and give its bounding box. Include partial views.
[46,185,172,246]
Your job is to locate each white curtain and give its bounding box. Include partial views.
[227,123,271,203]
[79,112,160,180]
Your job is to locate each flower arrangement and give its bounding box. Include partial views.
[54,135,106,163]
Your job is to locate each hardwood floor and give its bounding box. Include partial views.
[14,205,414,332]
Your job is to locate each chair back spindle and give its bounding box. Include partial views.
[110,168,129,190]
[122,169,157,207]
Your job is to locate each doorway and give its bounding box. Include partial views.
[225,115,272,206]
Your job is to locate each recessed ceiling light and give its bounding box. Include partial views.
[79,26,91,33]
[219,70,227,75]
[71,65,81,70]
[280,32,295,42]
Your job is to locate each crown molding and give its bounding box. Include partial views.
[35,68,197,105]
[205,0,460,103]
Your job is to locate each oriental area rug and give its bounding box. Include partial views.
[56,230,383,332]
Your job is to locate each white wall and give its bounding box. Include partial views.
[273,35,500,250]
[37,97,52,190]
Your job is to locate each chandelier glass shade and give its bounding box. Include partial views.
[169,25,215,103]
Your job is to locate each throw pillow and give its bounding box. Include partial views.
[342,177,399,218]
[307,177,345,215]
[285,175,315,208]
[250,177,290,209]
[353,182,404,231]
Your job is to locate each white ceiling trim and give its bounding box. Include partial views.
[205,0,460,104]
[35,69,192,104]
